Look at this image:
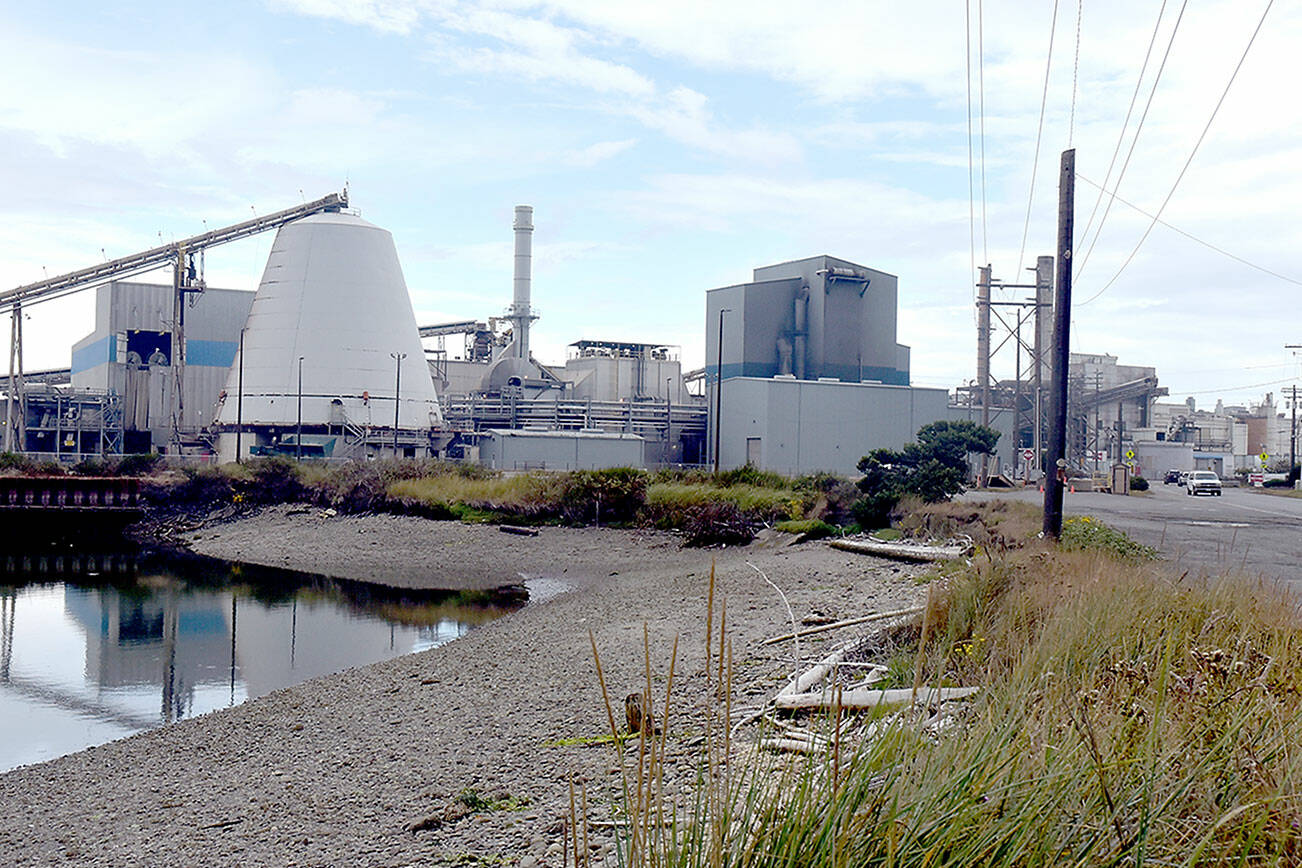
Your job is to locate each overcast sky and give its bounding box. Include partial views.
[2,0,1298,409]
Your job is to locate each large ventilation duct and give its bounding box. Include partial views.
[509,204,534,360]
[793,283,809,380]
[216,212,441,432]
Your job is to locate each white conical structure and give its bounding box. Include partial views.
[216,212,441,433]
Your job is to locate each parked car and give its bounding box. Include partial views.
[1186,471,1222,496]
[1163,469,1181,485]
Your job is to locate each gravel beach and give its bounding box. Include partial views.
[0,508,926,866]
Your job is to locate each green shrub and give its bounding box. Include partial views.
[388,472,563,519]
[71,458,111,477]
[244,456,305,503]
[794,471,860,524]
[773,518,837,540]
[714,463,791,489]
[849,489,899,531]
[169,465,238,505]
[680,500,755,546]
[305,459,486,513]
[1263,477,1292,489]
[558,467,648,524]
[116,453,164,476]
[1060,514,1157,561]
[1129,475,1149,491]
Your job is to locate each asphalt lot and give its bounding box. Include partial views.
[965,481,1302,588]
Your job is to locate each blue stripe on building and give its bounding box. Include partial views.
[185,340,238,368]
[70,335,115,374]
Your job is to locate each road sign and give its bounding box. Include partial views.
[1125,449,1135,460]
[1021,448,1035,461]
[1260,452,1269,463]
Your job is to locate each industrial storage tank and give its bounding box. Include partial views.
[214,212,441,459]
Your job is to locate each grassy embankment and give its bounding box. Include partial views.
[104,457,862,545]
[584,501,1302,867]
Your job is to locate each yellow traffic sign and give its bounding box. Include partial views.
[1125,449,1134,460]
[1260,452,1269,463]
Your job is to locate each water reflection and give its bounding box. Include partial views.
[0,548,526,772]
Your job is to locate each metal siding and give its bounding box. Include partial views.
[861,272,899,369]
[720,378,952,476]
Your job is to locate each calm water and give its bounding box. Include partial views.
[0,547,534,773]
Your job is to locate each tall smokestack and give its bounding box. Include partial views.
[511,205,533,360]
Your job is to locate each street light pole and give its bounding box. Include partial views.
[391,352,407,457]
[235,327,245,464]
[665,376,673,465]
[296,355,304,460]
[713,308,731,475]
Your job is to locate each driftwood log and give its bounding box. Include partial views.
[498,525,540,537]
[774,686,980,711]
[761,606,926,646]
[830,538,970,562]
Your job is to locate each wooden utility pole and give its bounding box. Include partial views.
[1290,384,1297,475]
[1043,149,1075,539]
[976,265,992,484]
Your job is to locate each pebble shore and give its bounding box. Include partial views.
[0,508,925,866]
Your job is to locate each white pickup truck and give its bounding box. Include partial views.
[1186,471,1222,496]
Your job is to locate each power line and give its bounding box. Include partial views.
[1073,0,1187,286]
[1075,173,1302,287]
[1068,0,1082,147]
[1015,0,1060,276]
[1075,0,1169,266]
[1178,376,1296,397]
[978,0,988,267]
[966,0,977,308]
[1080,0,1275,306]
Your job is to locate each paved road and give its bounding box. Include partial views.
[965,482,1302,587]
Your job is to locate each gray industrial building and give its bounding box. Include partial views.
[478,428,645,471]
[705,255,972,476]
[718,377,950,476]
[705,255,910,385]
[70,281,253,453]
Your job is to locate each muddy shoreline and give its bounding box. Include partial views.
[0,508,926,866]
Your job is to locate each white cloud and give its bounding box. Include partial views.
[565,138,637,166]
[623,87,801,166]
[0,31,272,160]
[271,0,428,33]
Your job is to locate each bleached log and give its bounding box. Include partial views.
[760,737,826,755]
[761,607,925,646]
[773,686,980,711]
[830,538,970,563]
[775,648,847,699]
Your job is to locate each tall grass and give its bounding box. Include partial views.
[645,482,807,521]
[389,473,564,519]
[592,542,1302,866]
